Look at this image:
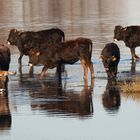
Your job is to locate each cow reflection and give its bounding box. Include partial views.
[30,80,94,118]
[0,88,11,130]
[102,81,121,113]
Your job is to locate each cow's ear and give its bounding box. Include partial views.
[36,52,40,56]
[18,31,22,36]
[123,27,127,31]
[111,56,116,61]
[12,29,18,33]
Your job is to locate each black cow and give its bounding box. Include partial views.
[0,44,16,92]
[0,44,10,71]
[101,42,120,79]
[28,37,94,80]
[114,25,140,60]
[7,28,65,73]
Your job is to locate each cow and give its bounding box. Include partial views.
[0,44,16,92]
[7,28,65,74]
[28,37,94,80]
[100,42,120,79]
[114,25,140,60]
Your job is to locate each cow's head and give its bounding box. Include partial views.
[7,29,22,46]
[0,71,16,93]
[100,55,118,79]
[113,25,125,41]
[101,55,116,69]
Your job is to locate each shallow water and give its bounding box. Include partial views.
[1,0,140,140]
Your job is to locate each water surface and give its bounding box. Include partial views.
[0,0,140,140]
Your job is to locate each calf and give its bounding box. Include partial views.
[101,42,120,79]
[7,28,65,73]
[0,44,15,92]
[114,25,140,60]
[28,37,94,80]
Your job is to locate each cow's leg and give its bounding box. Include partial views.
[61,64,65,72]
[80,59,88,80]
[87,61,94,79]
[40,66,47,79]
[56,63,61,74]
[56,63,62,81]
[18,53,23,64]
[130,47,139,60]
[114,65,118,77]
[29,64,34,76]
[18,53,23,74]
[56,63,65,73]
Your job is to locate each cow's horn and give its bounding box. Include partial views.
[112,56,116,61]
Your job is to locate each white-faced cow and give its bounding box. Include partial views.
[114,25,140,60]
[7,28,65,74]
[101,42,120,80]
[28,37,94,80]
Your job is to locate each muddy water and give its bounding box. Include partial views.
[1,0,140,140]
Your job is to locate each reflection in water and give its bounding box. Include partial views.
[130,59,136,74]
[102,81,121,114]
[1,0,140,139]
[30,79,94,118]
[0,80,11,131]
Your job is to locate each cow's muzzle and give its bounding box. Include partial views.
[7,41,11,45]
[105,68,109,71]
[29,63,33,67]
[113,38,118,41]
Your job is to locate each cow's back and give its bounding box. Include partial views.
[101,43,120,59]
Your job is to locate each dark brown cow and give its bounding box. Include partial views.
[114,25,140,60]
[29,37,94,80]
[7,28,65,73]
[0,44,16,92]
[0,44,10,71]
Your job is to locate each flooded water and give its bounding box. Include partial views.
[1,0,140,140]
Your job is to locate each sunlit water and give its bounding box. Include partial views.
[0,0,140,140]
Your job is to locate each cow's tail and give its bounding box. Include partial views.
[62,32,65,42]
